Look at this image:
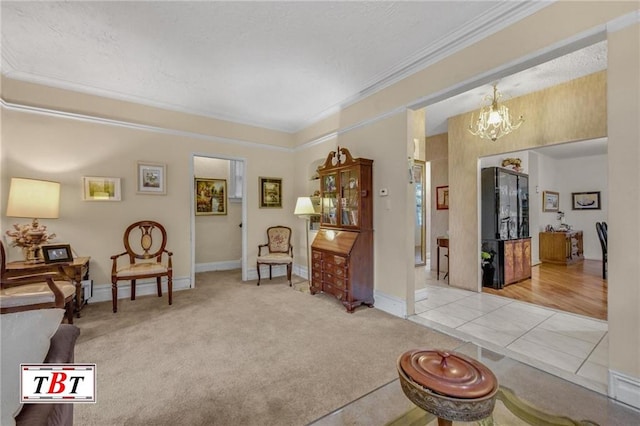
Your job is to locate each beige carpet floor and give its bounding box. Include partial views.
[74,271,461,425]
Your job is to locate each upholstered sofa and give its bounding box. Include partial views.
[14,324,80,426]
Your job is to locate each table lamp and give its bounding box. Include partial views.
[294,196,317,282]
[5,177,60,263]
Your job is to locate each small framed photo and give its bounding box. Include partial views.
[259,177,282,208]
[82,176,121,201]
[543,191,559,212]
[41,244,73,264]
[572,191,601,210]
[195,178,227,215]
[436,185,449,210]
[137,162,166,195]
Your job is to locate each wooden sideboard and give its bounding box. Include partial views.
[539,231,584,264]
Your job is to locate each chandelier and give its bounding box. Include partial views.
[468,84,524,141]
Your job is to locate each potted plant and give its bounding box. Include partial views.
[481,250,496,287]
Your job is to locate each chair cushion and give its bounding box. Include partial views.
[0,282,75,309]
[257,253,293,264]
[1,308,64,426]
[116,262,168,277]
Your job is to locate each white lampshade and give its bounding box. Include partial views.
[294,197,315,216]
[6,178,60,219]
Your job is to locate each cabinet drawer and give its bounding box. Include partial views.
[323,272,346,289]
[324,254,347,267]
[324,283,346,301]
[312,251,323,261]
[324,262,348,278]
[310,279,322,291]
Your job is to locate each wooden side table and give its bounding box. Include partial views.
[6,257,90,317]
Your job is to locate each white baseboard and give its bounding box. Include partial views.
[90,276,191,304]
[609,369,640,410]
[195,259,241,273]
[373,290,406,318]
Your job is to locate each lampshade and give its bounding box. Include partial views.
[294,197,315,216]
[6,178,60,219]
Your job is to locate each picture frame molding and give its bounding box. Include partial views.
[259,176,283,209]
[195,177,227,215]
[82,176,121,201]
[436,185,449,210]
[572,191,601,210]
[41,244,73,264]
[137,161,167,195]
[543,190,560,212]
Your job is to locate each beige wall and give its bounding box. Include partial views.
[607,22,640,384]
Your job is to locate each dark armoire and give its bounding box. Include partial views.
[481,167,531,288]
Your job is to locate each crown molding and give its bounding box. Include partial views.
[0,98,292,152]
[607,9,640,33]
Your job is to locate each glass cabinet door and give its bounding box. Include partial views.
[321,173,338,225]
[340,168,359,227]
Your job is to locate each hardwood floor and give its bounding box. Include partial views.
[483,260,607,321]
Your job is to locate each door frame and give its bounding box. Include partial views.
[190,153,248,287]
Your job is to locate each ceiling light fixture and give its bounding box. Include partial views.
[468,84,524,141]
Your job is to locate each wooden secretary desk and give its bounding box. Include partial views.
[310,147,374,313]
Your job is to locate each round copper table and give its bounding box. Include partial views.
[397,349,498,426]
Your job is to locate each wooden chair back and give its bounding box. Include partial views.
[122,221,168,263]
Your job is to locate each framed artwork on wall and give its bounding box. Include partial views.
[195,178,227,215]
[82,176,121,201]
[259,177,282,208]
[572,191,601,210]
[137,162,166,195]
[543,190,559,212]
[436,185,449,210]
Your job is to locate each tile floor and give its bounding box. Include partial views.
[411,268,609,395]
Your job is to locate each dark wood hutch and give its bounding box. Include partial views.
[310,147,374,313]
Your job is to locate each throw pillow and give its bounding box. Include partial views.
[0,308,64,426]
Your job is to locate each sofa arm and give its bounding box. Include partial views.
[15,325,80,426]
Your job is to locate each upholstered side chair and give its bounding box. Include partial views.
[110,221,173,313]
[256,226,293,286]
[0,242,75,323]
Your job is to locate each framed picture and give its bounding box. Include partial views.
[572,191,601,210]
[82,176,121,201]
[195,178,227,215]
[543,190,559,212]
[41,244,73,264]
[259,177,282,208]
[137,162,166,195]
[436,185,449,210]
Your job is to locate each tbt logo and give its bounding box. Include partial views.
[21,364,96,403]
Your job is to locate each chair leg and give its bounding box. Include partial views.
[131,279,136,300]
[156,277,162,297]
[256,262,261,286]
[65,300,74,324]
[168,275,173,305]
[269,265,272,280]
[287,263,292,286]
[112,282,118,313]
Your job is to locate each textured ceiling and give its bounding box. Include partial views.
[2,1,555,133]
[1,1,607,152]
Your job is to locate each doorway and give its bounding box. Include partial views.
[191,154,247,286]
